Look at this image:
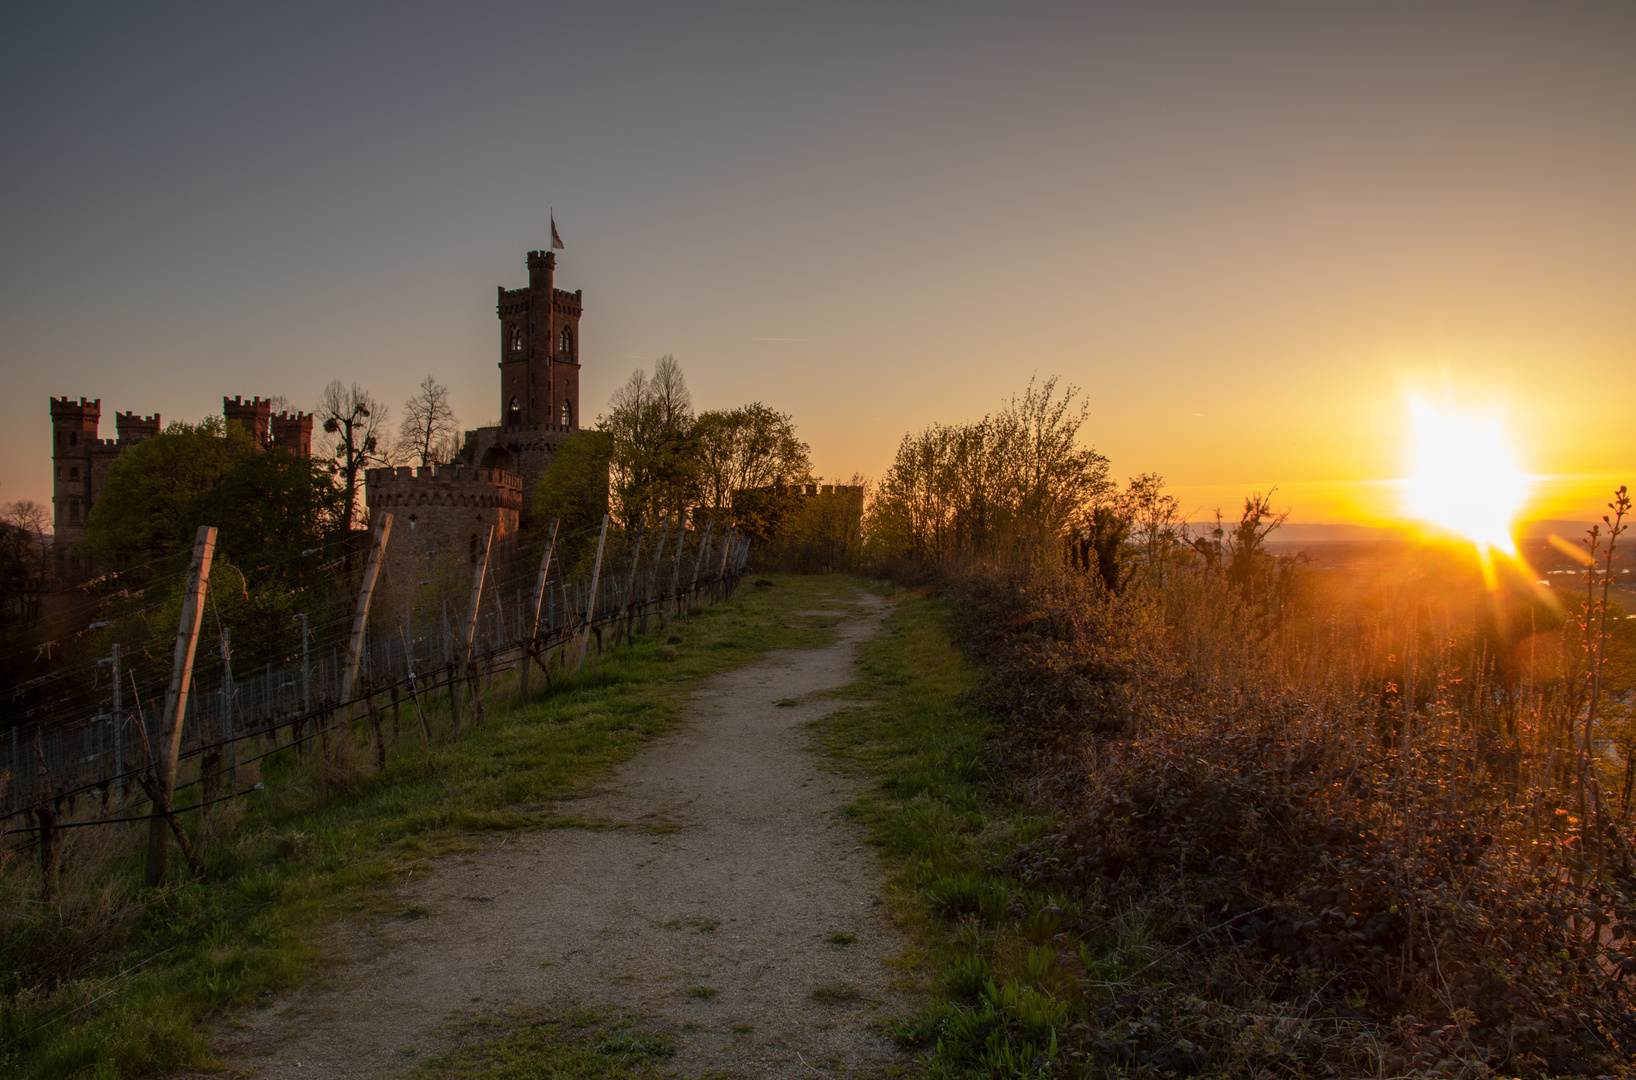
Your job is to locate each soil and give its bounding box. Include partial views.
[215,587,912,1078]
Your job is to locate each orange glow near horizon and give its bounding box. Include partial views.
[1401,396,1531,556]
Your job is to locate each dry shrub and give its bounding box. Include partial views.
[953,555,1636,1078]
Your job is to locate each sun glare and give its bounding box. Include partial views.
[1402,397,1530,556]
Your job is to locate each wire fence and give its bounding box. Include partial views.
[0,515,751,856]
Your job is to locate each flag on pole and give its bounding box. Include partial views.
[551,210,565,250]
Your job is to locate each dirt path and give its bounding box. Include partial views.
[217,587,909,1078]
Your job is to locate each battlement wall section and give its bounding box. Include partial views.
[115,412,162,444]
[365,465,523,594]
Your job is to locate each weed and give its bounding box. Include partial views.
[810,981,863,1005]
[686,985,716,999]
[824,931,857,946]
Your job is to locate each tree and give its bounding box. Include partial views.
[531,430,613,568]
[599,355,697,526]
[694,404,799,507]
[85,417,256,571]
[0,500,50,627]
[1124,472,1182,585]
[319,380,389,531]
[179,449,346,585]
[395,375,461,468]
[864,378,1110,565]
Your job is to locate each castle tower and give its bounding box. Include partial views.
[223,396,273,449]
[49,397,100,572]
[465,250,586,503]
[270,410,314,456]
[497,250,582,432]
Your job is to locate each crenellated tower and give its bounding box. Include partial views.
[223,395,273,449]
[496,250,582,432]
[464,249,586,503]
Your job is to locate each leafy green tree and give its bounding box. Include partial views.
[694,403,812,541]
[532,430,613,566]
[864,378,1110,565]
[178,449,346,585]
[84,417,256,571]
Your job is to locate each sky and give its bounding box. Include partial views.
[3,2,1632,526]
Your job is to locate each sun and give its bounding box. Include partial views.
[1401,397,1531,555]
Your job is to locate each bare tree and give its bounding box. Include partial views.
[395,376,461,468]
[601,355,698,525]
[319,380,389,531]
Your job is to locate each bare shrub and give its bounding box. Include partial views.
[950,504,1636,1076]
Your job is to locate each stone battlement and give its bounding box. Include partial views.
[50,396,101,418]
[115,412,162,444]
[365,464,523,513]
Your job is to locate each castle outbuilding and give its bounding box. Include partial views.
[47,394,313,577]
[363,465,523,588]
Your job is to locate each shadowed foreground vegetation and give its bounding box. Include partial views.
[0,575,845,1079]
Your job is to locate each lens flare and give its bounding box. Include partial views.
[1401,397,1530,555]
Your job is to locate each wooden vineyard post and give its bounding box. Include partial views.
[146,525,217,887]
[576,514,610,673]
[338,515,394,714]
[462,525,494,667]
[111,643,123,805]
[642,518,670,636]
[453,525,494,731]
[668,522,688,623]
[620,516,646,644]
[714,527,735,598]
[519,518,558,703]
[689,518,714,616]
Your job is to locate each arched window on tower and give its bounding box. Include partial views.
[509,397,521,425]
[509,324,523,352]
[560,400,571,427]
[559,327,572,358]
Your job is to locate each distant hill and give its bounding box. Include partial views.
[1260,521,1599,546]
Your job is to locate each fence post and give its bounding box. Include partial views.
[221,626,235,797]
[520,519,559,704]
[146,525,217,887]
[668,522,688,623]
[621,516,646,644]
[643,518,670,635]
[339,515,394,725]
[715,527,735,597]
[462,524,494,667]
[689,518,714,615]
[576,514,610,673]
[111,643,123,805]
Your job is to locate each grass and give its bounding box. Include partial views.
[0,574,850,1079]
[815,588,1142,1078]
[414,1008,676,1080]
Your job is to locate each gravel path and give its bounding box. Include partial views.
[217,587,909,1078]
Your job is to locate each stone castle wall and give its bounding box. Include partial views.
[364,464,523,593]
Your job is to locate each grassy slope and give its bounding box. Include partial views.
[818,589,1156,1080]
[1,574,848,1080]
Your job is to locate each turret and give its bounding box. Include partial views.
[223,395,273,449]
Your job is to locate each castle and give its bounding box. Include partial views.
[362,250,584,582]
[47,249,575,583]
[48,395,312,577]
